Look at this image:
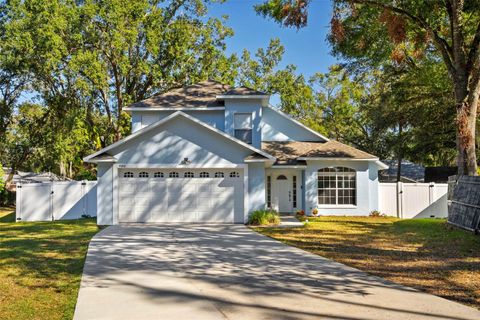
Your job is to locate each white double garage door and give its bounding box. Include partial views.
[118,168,244,223]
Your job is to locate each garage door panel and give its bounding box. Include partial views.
[136,183,150,193]
[149,181,166,193]
[118,169,243,223]
[135,207,150,222]
[119,183,136,194]
[119,207,136,222]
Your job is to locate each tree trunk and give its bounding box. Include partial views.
[396,124,403,182]
[455,84,478,176]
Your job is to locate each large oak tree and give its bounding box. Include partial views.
[256,0,480,175]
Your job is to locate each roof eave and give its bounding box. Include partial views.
[123,107,225,112]
[216,95,270,100]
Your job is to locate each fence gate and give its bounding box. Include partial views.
[16,181,97,222]
[378,182,448,219]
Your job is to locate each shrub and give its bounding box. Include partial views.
[248,209,280,225]
[296,210,305,216]
[369,210,385,217]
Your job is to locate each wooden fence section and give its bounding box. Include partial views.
[448,176,480,232]
[379,182,448,218]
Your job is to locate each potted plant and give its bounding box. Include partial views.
[296,209,305,216]
[311,208,319,217]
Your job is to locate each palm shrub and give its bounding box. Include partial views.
[248,209,280,225]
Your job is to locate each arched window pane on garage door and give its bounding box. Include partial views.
[139,172,149,178]
[229,171,239,178]
[154,172,164,178]
[123,172,134,178]
[184,172,194,178]
[214,172,224,178]
[199,172,209,178]
[318,167,356,205]
[169,172,179,178]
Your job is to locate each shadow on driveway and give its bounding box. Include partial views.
[74,224,480,320]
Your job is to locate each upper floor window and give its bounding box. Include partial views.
[234,113,252,144]
[318,167,356,206]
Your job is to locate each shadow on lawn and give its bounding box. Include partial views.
[0,219,99,288]
[262,218,480,308]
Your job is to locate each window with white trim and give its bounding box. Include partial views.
[154,172,164,178]
[318,167,356,205]
[229,171,240,178]
[169,172,179,178]
[123,172,134,178]
[199,172,209,178]
[214,172,224,178]
[139,171,149,178]
[184,172,194,178]
[234,113,252,144]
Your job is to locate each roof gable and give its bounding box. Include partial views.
[84,111,275,163]
[261,105,329,142]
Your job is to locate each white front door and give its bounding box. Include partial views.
[275,174,292,212]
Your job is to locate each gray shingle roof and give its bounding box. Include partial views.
[128,80,267,109]
[261,140,377,164]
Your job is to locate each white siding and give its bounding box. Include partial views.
[261,106,324,142]
[131,110,225,132]
[97,163,114,225]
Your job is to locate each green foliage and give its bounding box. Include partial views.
[0,0,238,179]
[248,209,281,226]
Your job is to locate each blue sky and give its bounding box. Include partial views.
[207,0,338,78]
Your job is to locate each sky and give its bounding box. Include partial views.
[207,0,338,78]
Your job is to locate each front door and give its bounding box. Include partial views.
[276,174,292,212]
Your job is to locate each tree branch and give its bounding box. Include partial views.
[350,0,457,78]
[467,21,480,75]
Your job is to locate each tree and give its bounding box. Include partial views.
[255,0,480,175]
[3,0,235,144]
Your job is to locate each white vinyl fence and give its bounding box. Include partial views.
[379,182,448,218]
[16,181,97,222]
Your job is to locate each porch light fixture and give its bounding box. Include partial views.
[180,157,191,165]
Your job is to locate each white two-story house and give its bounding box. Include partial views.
[84,80,387,224]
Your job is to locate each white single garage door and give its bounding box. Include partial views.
[118,169,243,223]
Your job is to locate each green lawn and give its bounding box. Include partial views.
[0,207,100,320]
[255,216,480,309]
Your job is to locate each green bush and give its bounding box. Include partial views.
[248,209,280,225]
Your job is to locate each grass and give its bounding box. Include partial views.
[0,206,100,320]
[255,215,480,309]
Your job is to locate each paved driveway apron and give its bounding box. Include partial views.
[74,225,480,320]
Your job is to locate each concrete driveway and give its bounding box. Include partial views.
[74,224,480,320]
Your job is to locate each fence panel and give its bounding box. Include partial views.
[379,182,448,219]
[402,184,432,219]
[52,182,85,220]
[16,183,52,221]
[378,183,397,216]
[16,181,97,222]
